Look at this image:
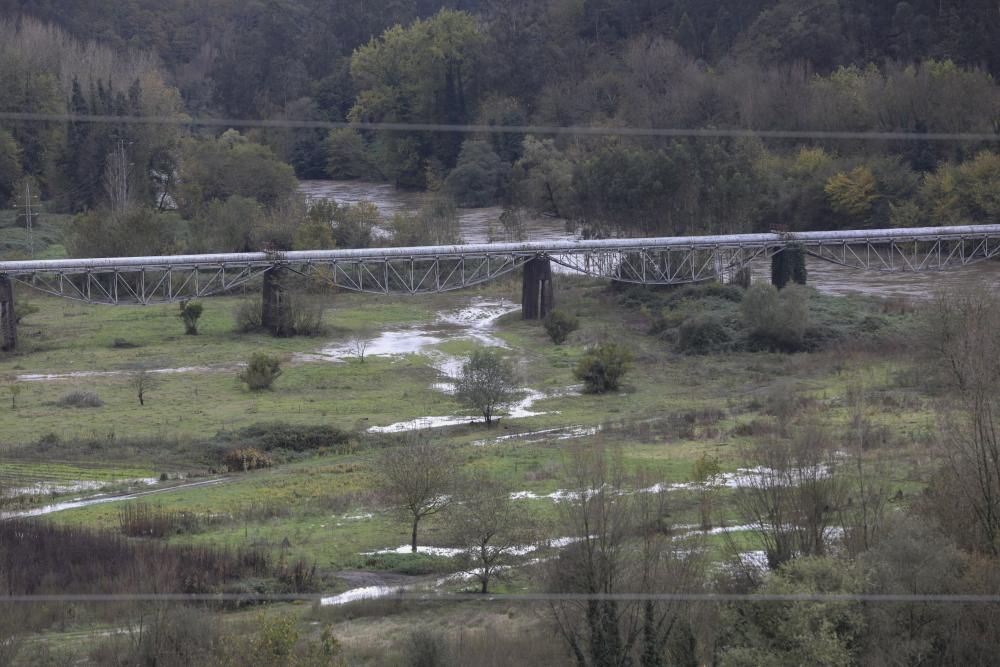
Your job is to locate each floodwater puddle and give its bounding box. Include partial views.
[16,366,221,382]
[297,298,516,366]
[3,477,159,498]
[320,585,405,606]
[1,477,225,519]
[473,424,601,447]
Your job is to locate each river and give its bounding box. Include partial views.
[299,179,1000,300]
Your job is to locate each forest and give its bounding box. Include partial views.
[0,0,998,253]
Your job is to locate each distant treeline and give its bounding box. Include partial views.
[0,2,998,253]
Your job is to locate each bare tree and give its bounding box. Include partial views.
[104,140,133,223]
[450,473,531,594]
[921,285,1000,554]
[349,330,370,363]
[455,348,518,427]
[129,368,160,407]
[837,386,890,557]
[547,443,700,667]
[729,421,847,572]
[375,434,456,552]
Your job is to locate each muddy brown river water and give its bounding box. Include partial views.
[300,180,1000,300]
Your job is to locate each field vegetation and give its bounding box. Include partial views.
[1,271,991,664]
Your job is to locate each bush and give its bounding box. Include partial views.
[178,300,204,335]
[234,297,263,333]
[221,422,351,453]
[677,315,733,354]
[223,447,273,472]
[543,310,579,344]
[444,140,509,207]
[58,391,104,408]
[741,283,809,352]
[239,352,282,390]
[574,342,633,394]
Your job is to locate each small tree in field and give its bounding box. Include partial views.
[129,368,161,406]
[451,473,530,594]
[574,341,632,394]
[544,310,579,344]
[375,434,456,552]
[239,352,282,391]
[455,348,518,427]
[178,300,204,335]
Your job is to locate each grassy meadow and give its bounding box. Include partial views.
[0,273,943,663]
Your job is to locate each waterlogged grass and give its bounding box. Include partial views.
[4,280,941,593]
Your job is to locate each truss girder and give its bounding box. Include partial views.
[9,264,273,305]
[5,226,1000,305]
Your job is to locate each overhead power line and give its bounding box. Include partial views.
[4,592,1000,603]
[1,111,998,142]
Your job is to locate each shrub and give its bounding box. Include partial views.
[222,422,351,453]
[741,283,809,352]
[543,310,579,344]
[178,300,204,335]
[58,391,103,408]
[239,352,282,390]
[574,342,633,393]
[223,447,273,472]
[677,315,732,354]
[234,297,263,333]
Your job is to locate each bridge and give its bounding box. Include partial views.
[3,224,1000,350]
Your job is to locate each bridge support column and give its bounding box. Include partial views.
[261,267,291,337]
[522,257,554,320]
[0,275,16,352]
[770,245,807,289]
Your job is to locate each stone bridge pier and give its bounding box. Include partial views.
[521,256,554,320]
[261,267,291,337]
[0,275,16,351]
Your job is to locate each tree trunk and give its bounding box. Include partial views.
[411,516,419,552]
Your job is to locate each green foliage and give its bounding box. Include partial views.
[389,194,462,246]
[350,10,485,186]
[218,422,351,454]
[722,557,864,667]
[574,341,633,393]
[68,208,183,258]
[512,137,575,219]
[188,196,262,253]
[178,300,203,336]
[0,130,20,209]
[677,314,733,355]
[303,199,379,250]
[741,283,809,352]
[455,348,518,426]
[543,309,580,345]
[239,352,282,391]
[175,134,297,216]
[323,128,372,180]
[444,140,509,207]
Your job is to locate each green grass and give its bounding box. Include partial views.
[1,275,949,657]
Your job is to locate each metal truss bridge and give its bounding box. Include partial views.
[3,224,1000,307]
